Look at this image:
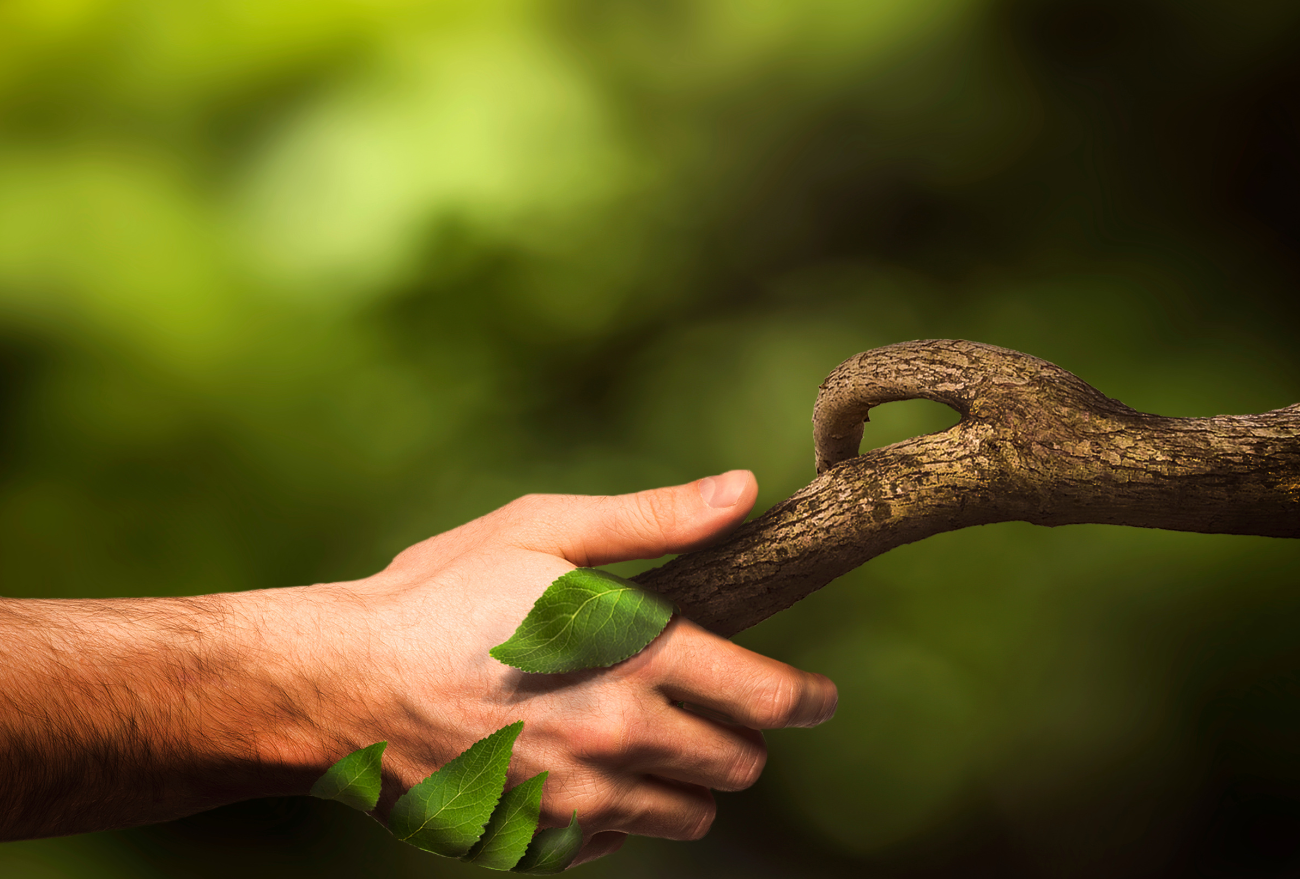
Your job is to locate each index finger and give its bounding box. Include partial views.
[650,618,838,729]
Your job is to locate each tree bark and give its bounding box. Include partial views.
[633,339,1300,637]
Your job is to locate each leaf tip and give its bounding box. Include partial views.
[309,740,388,813]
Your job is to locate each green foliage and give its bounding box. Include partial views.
[318,724,581,873]
[309,568,679,871]
[390,722,523,858]
[511,812,583,876]
[463,772,548,871]
[6,0,1300,874]
[490,568,675,674]
[309,741,386,812]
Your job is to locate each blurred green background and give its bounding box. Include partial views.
[2,0,1299,876]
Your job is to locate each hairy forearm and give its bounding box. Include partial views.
[0,591,329,840]
[0,476,839,867]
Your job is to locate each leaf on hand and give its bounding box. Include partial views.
[511,811,583,875]
[490,568,674,674]
[462,771,548,871]
[388,721,522,858]
[309,741,386,812]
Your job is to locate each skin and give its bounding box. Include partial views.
[0,470,837,866]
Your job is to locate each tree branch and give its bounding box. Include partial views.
[634,339,1300,637]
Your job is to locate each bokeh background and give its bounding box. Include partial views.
[2,0,1299,876]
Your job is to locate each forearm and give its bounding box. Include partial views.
[0,473,837,869]
[0,591,329,840]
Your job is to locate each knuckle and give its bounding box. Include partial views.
[724,740,768,791]
[387,541,423,570]
[544,774,616,828]
[750,673,803,728]
[490,493,569,550]
[573,715,630,763]
[499,493,549,524]
[628,492,676,542]
[681,797,716,841]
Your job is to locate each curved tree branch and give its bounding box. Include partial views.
[634,339,1300,637]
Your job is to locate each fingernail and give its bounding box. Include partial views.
[698,470,747,508]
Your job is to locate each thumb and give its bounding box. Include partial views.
[502,470,758,567]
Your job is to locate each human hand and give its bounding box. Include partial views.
[290,471,838,866]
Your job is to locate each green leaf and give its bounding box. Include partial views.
[309,741,386,812]
[462,771,548,871]
[511,811,582,875]
[490,568,674,674]
[388,721,522,857]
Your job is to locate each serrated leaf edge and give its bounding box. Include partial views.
[309,740,387,812]
[489,568,674,674]
[463,770,549,870]
[390,720,522,854]
[312,564,687,870]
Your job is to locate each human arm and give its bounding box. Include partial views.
[0,470,837,863]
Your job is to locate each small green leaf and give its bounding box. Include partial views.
[309,741,386,812]
[511,811,582,875]
[388,721,522,857]
[490,568,674,674]
[462,771,548,871]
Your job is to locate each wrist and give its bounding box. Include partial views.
[198,585,347,799]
